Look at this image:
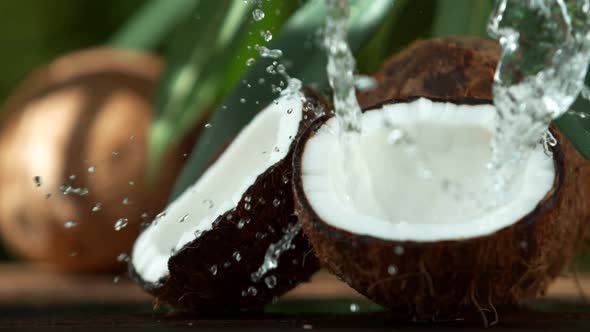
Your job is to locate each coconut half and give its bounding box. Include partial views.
[130,89,324,312]
[293,97,588,320]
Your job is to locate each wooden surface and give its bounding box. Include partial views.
[0,264,589,331]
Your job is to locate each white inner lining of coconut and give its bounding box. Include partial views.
[132,93,303,283]
[301,98,555,242]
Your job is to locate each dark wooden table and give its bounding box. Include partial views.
[0,264,589,331]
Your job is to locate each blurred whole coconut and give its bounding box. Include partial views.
[0,48,199,272]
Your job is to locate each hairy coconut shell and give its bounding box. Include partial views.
[130,89,326,312]
[293,37,590,320]
[0,48,201,272]
[358,37,501,109]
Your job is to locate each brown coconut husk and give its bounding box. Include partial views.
[130,88,326,312]
[0,47,202,272]
[293,38,590,321]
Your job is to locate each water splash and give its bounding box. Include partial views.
[250,222,302,282]
[324,0,363,135]
[488,0,590,203]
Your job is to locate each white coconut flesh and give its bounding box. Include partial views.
[132,93,304,284]
[301,98,555,242]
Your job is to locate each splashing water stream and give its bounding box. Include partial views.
[487,0,590,204]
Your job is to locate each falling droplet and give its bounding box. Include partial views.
[210,264,218,276]
[69,174,76,180]
[255,45,282,58]
[244,203,251,211]
[204,123,212,128]
[247,286,258,296]
[260,30,272,42]
[349,303,360,312]
[87,166,96,173]
[116,253,129,262]
[179,214,189,223]
[394,245,405,255]
[233,251,242,262]
[141,212,149,219]
[272,198,281,207]
[92,203,102,212]
[33,176,42,187]
[387,264,398,275]
[113,276,120,284]
[128,181,135,186]
[114,218,128,231]
[302,324,313,330]
[122,198,132,205]
[264,275,277,289]
[237,218,249,229]
[246,58,256,66]
[64,220,77,229]
[240,98,246,104]
[129,135,136,141]
[252,8,265,21]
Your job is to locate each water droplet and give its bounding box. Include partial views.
[114,218,128,231]
[92,203,102,212]
[129,136,136,141]
[141,212,149,219]
[240,98,246,104]
[520,241,528,251]
[349,303,360,312]
[354,74,377,91]
[258,197,266,205]
[272,198,280,207]
[210,264,218,275]
[87,166,96,173]
[282,175,289,184]
[233,251,242,262]
[256,45,282,59]
[69,174,76,180]
[237,218,249,229]
[252,8,265,21]
[64,220,77,229]
[260,30,272,42]
[387,264,398,275]
[255,232,266,240]
[122,198,132,205]
[203,199,215,209]
[247,286,258,296]
[204,123,212,128]
[128,181,135,186]
[244,195,252,202]
[302,323,313,330]
[116,253,129,262]
[394,245,405,255]
[156,211,167,219]
[223,261,231,268]
[69,251,79,257]
[45,193,52,199]
[113,276,120,284]
[286,108,293,114]
[246,58,256,66]
[264,275,277,289]
[179,214,189,223]
[33,176,42,187]
[244,203,251,211]
[112,151,119,156]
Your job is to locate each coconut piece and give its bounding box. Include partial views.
[293,96,589,320]
[130,89,325,312]
[358,37,501,108]
[0,48,199,272]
